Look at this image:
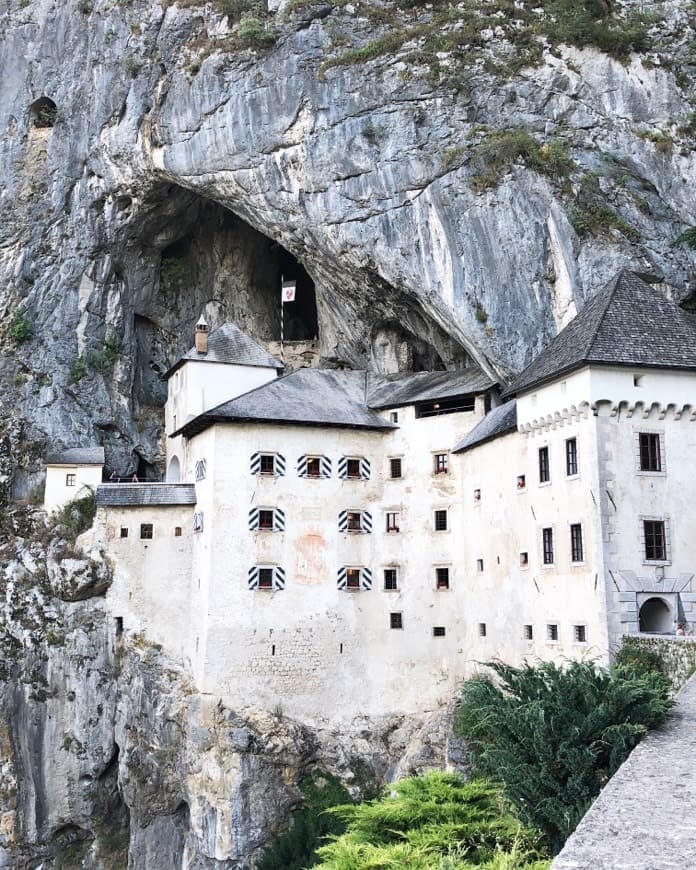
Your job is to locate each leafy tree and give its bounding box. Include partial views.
[313,773,550,869]
[455,660,672,853]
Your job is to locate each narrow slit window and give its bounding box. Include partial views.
[570,523,584,563]
[538,446,550,483]
[542,527,554,565]
[474,488,481,502]
[517,474,526,490]
[520,551,528,567]
[436,567,450,589]
[479,623,487,637]
[547,623,559,641]
[120,527,128,539]
[523,624,533,640]
[434,509,448,532]
[390,411,399,424]
[574,625,587,643]
[174,526,182,537]
[476,558,484,573]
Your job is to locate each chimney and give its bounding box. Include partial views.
[195,315,209,354]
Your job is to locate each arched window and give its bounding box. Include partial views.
[29,97,57,129]
[167,456,181,483]
[639,597,672,633]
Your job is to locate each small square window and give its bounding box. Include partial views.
[174,526,182,537]
[66,473,76,486]
[433,626,446,637]
[538,446,550,483]
[434,453,449,474]
[140,523,153,540]
[347,511,362,532]
[120,527,128,539]
[523,624,533,640]
[542,528,554,565]
[479,622,487,637]
[520,551,528,567]
[346,568,361,589]
[434,509,448,532]
[517,474,526,490]
[565,438,578,476]
[259,454,275,475]
[547,623,559,641]
[386,511,400,533]
[306,457,321,478]
[436,567,450,589]
[570,523,584,563]
[390,411,399,424]
[574,625,587,643]
[258,568,274,589]
[384,568,398,591]
[638,433,662,472]
[474,488,481,502]
[346,458,361,479]
[259,509,274,530]
[476,558,484,573]
[389,457,402,479]
[390,612,403,630]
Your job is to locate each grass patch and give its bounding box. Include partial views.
[568,172,638,241]
[673,227,696,249]
[470,129,574,191]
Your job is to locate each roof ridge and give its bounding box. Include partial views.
[579,271,623,360]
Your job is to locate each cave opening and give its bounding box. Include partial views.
[29,96,57,128]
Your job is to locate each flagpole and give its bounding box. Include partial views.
[280,273,285,365]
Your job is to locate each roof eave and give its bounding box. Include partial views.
[175,414,395,439]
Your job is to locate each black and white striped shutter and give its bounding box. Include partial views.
[359,458,371,479]
[275,454,286,475]
[250,453,261,475]
[338,510,348,533]
[297,456,308,476]
[337,566,348,589]
[361,511,372,533]
[320,456,331,477]
[337,457,347,479]
[248,566,260,590]
[274,508,285,531]
[360,568,372,590]
[274,566,286,590]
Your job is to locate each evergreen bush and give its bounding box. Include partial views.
[53,491,97,540]
[455,659,672,853]
[7,308,34,344]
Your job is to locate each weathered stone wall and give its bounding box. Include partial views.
[625,634,696,690]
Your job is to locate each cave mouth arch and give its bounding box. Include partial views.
[639,597,673,633]
[29,96,57,128]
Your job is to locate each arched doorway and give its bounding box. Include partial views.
[167,456,181,483]
[639,597,672,633]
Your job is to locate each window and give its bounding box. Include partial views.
[390,411,399,424]
[520,551,528,567]
[476,558,484,572]
[259,509,275,530]
[542,527,554,565]
[434,509,448,531]
[390,612,403,630]
[389,457,402,479]
[565,438,578,476]
[174,526,182,537]
[140,523,153,540]
[346,569,360,589]
[65,473,76,486]
[574,625,587,643]
[570,523,584,563]
[306,457,321,477]
[633,374,643,387]
[347,511,362,532]
[523,624,533,640]
[436,567,450,589]
[538,446,550,483]
[259,454,275,475]
[384,568,398,591]
[639,432,662,472]
[473,488,481,502]
[416,396,475,418]
[547,623,559,641]
[258,568,274,589]
[644,519,667,562]
[433,626,446,637]
[339,510,371,533]
[517,474,526,490]
[338,566,372,591]
[433,453,449,474]
[385,511,400,533]
[479,623,487,637]
[120,527,128,539]
[339,456,370,480]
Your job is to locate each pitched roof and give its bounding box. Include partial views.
[95,483,197,507]
[505,271,696,396]
[176,369,395,437]
[367,369,494,409]
[452,401,517,453]
[46,447,105,466]
[165,323,283,378]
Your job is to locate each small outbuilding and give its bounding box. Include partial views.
[44,447,105,513]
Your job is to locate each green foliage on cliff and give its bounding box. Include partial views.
[455,660,672,853]
[312,773,550,869]
[471,130,574,191]
[674,226,696,249]
[257,770,353,870]
[7,308,34,345]
[53,491,97,540]
[568,173,638,240]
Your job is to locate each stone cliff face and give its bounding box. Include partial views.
[1,0,695,865]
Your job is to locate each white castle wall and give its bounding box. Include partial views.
[44,463,103,513]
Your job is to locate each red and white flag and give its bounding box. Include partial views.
[281,280,296,302]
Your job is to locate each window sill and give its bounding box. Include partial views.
[383,588,400,593]
[565,474,580,481]
[636,471,666,477]
[643,560,672,567]
[538,481,551,488]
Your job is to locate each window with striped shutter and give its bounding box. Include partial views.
[248,565,286,591]
[250,452,286,476]
[338,510,372,533]
[337,456,370,480]
[248,507,286,532]
[337,566,372,591]
[297,455,331,478]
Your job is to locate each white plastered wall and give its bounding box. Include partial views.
[44,464,103,513]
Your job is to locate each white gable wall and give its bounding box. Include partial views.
[44,464,103,513]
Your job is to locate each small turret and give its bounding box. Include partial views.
[195,315,209,354]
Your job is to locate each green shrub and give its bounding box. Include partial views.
[68,356,88,384]
[614,636,668,678]
[545,0,650,59]
[471,130,574,191]
[7,308,34,344]
[313,773,550,869]
[455,659,672,853]
[673,227,696,249]
[236,16,276,48]
[568,173,637,240]
[257,770,352,870]
[52,491,97,539]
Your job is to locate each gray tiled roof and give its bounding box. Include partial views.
[367,369,494,409]
[506,271,696,396]
[165,323,283,378]
[177,369,394,437]
[453,401,517,453]
[96,483,197,507]
[46,447,105,466]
